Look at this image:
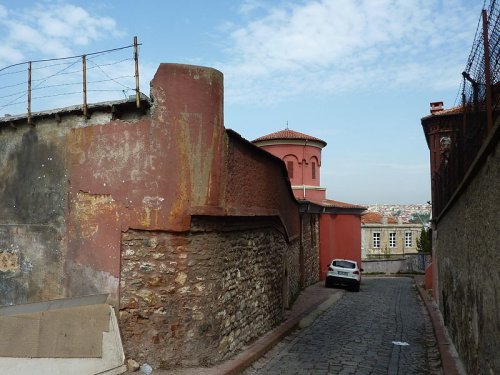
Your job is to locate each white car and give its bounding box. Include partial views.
[325,259,363,292]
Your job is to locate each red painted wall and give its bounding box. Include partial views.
[319,214,362,280]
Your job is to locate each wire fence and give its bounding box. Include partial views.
[0,37,141,122]
[435,0,499,216]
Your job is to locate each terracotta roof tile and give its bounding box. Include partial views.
[252,129,327,146]
[431,106,463,116]
[361,212,398,224]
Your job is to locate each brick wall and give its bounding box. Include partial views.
[435,125,499,374]
[119,216,306,369]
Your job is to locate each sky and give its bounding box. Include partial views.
[0,0,487,205]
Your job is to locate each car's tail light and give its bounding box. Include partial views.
[353,270,359,275]
[328,266,334,271]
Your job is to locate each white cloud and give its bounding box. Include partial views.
[0,2,121,65]
[219,0,480,104]
[0,2,127,116]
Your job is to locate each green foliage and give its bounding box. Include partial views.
[416,228,431,253]
[409,212,431,224]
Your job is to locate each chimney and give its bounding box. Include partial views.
[430,101,444,114]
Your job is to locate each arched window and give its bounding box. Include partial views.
[287,161,294,178]
[312,162,316,179]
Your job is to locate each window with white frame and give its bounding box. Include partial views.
[405,232,412,247]
[373,232,380,248]
[389,232,396,248]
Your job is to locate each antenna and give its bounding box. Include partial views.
[286,120,289,130]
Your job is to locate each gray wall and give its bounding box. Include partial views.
[0,125,69,305]
[362,253,431,274]
[435,126,499,375]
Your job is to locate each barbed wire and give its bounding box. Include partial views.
[457,0,499,109]
[0,41,141,116]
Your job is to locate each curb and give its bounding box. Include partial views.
[415,282,465,375]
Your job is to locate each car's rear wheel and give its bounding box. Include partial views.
[352,283,360,292]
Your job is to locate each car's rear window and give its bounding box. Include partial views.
[332,260,356,269]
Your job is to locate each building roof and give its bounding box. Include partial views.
[421,105,463,121]
[361,212,398,224]
[310,198,366,210]
[252,128,327,147]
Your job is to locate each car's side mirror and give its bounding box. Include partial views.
[360,268,364,272]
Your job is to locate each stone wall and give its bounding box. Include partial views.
[435,126,499,374]
[301,213,320,287]
[119,216,302,369]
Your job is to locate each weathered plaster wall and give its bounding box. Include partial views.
[65,64,227,304]
[436,129,499,374]
[0,124,68,305]
[119,217,299,369]
[0,63,317,370]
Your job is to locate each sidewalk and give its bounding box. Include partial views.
[126,282,344,375]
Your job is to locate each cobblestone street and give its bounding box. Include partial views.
[244,278,441,375]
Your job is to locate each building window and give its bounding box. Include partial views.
[373,232,380,248]
[312,162,316,179]
[287,161,294,179]
[405,232,412,247]
[389,232,396,248]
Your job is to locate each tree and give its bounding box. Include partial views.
[416,228,431,253]
[409,212,431,224]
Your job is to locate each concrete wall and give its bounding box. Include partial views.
[0,111,108,305]
[362,253,431,274]
[435,124,499,375]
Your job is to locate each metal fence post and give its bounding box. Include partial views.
[134,36,140,108]
[27,62,32,125]
[82,55,88,118]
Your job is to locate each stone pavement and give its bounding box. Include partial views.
[125,276,465,375]
[242,277,441,375]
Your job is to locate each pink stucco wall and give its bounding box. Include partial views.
[319,214,362,280]
[258,143,322,187]
[258,143,325,201]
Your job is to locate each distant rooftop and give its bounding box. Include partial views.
[361,212,398,224]
[252,128,327,147]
